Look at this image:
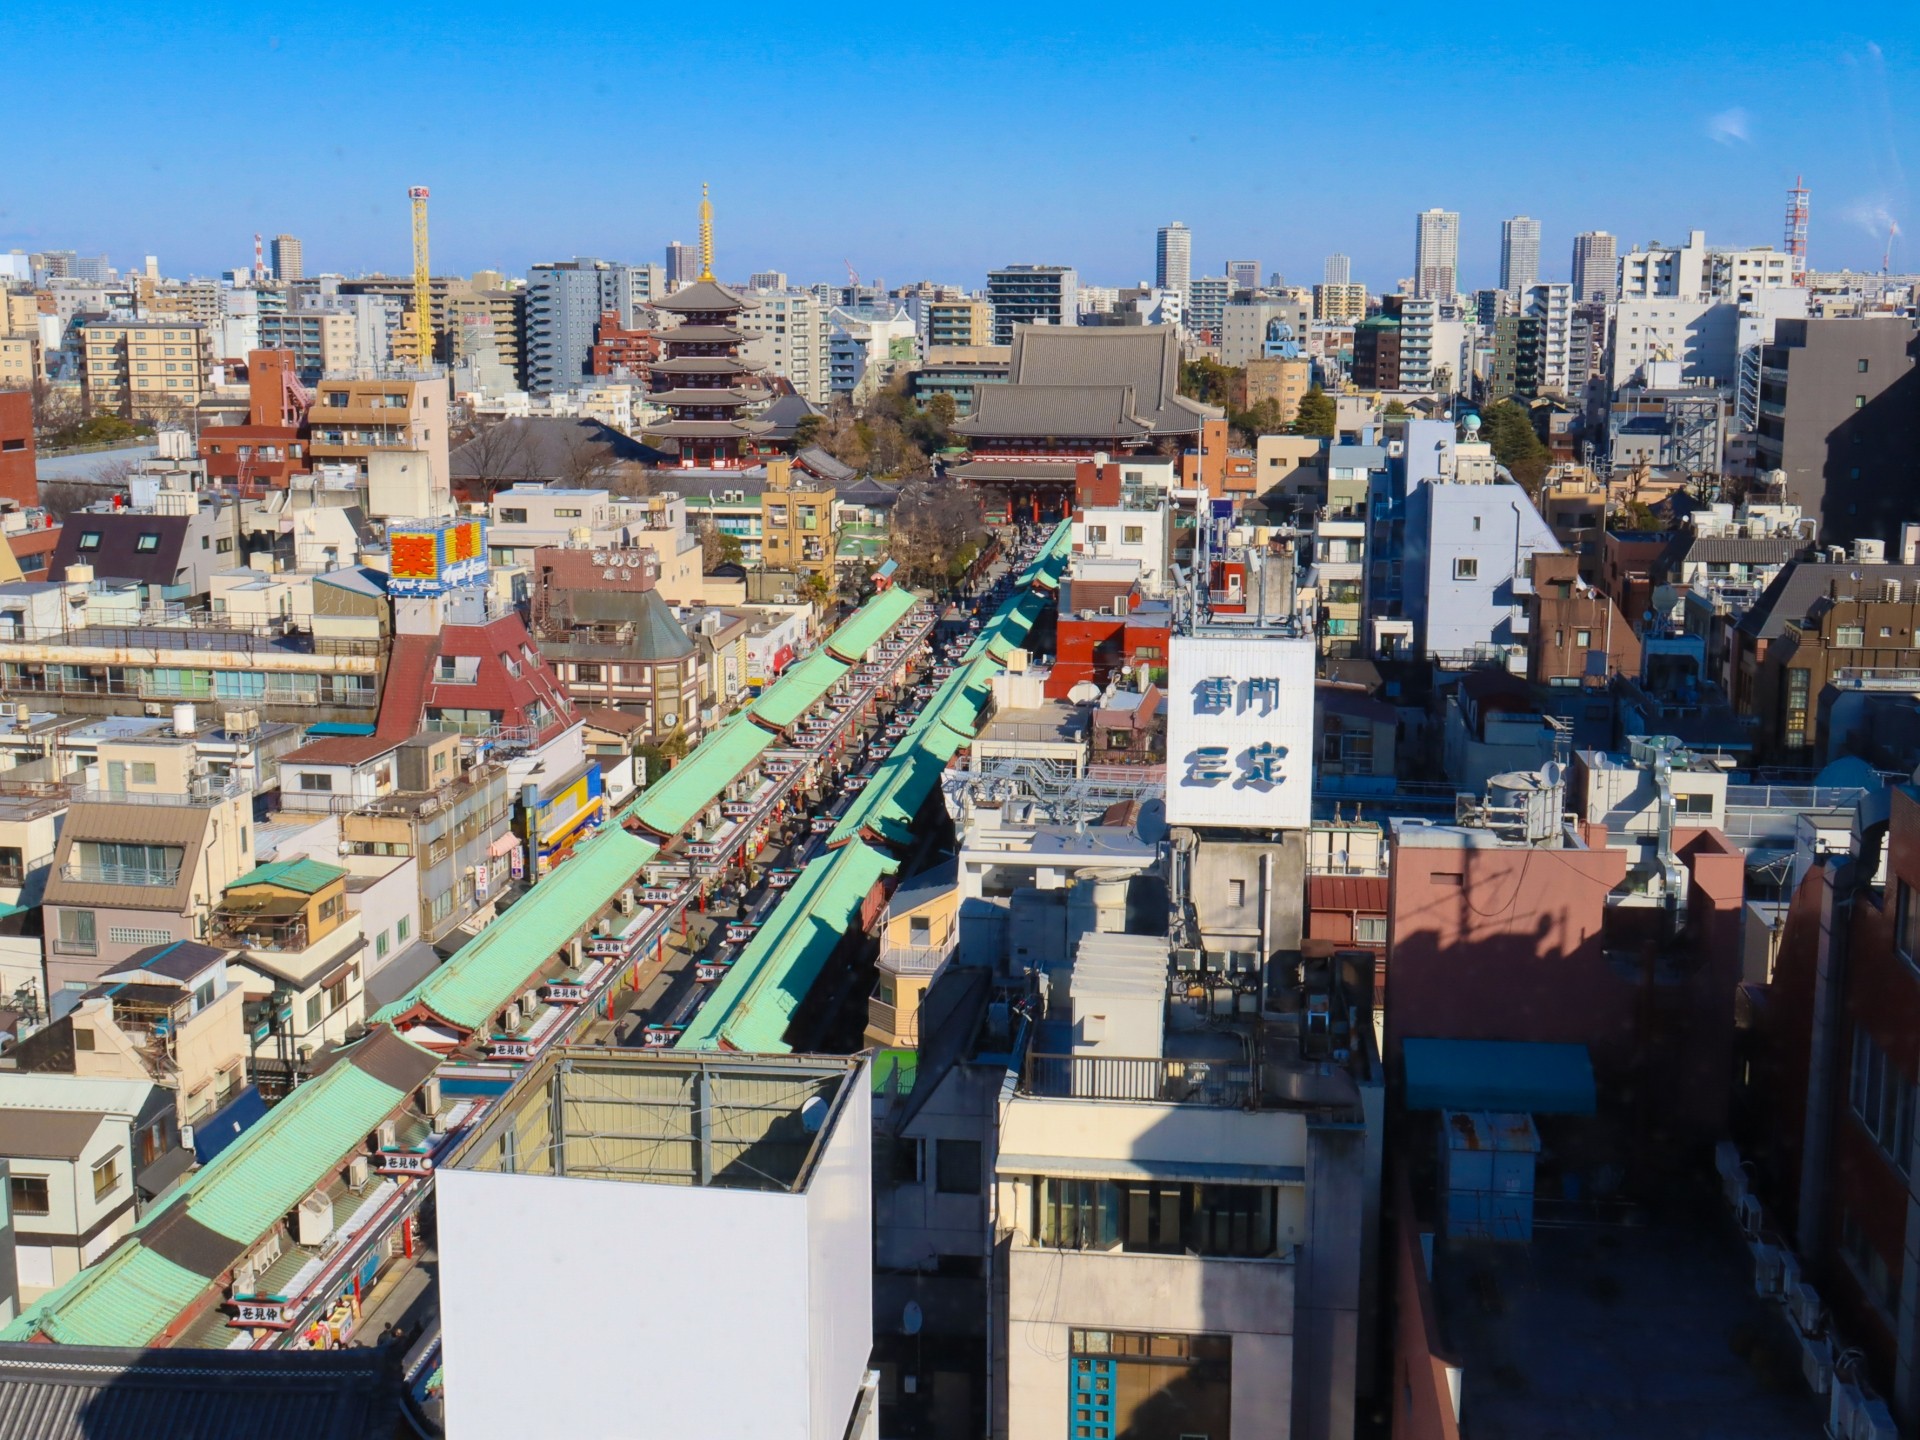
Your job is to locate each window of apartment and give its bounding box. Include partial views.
[909,915,931,942]
[1086,525,1108,543]
[135,533,160,552]
[935,1139,983,1195]
[376,930,391,960]
[1123,526,1144,545]
[6,1168,57,1225]
[318,894,343,924]
[1836,625,1866,648]
[130,762,157,786]
[1227,878,1246,907]
[1786,668,1811,749]
[554,508,582,519]
[1856,395,1867,409]
[77,531,102,551]
[1454,558,1478,580]
[78,841,179,885]
[299,772,334,792]
[1859,359,1871,373]
[108,927,174,947]
[1033,1178,1278,1258]
[215,537,233,554]
[306,994,323,1029]
[498,507,528,524]
[397,916,411,943]
[91,1149,121,1201]
[1898,882,1920,962]
[1851,1026,1915,1174]
[1575,630,1592,649]
[1355,915,1388,944]
[1843,1209,1900,1316]
[1674,791,1714,814]
[1471,516,1482,532]
[57,909,97,955]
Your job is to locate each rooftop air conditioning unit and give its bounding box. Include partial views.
[1799,1329,1833,1395]
[230,1261,257,1298]
[144,703,165,717]
[1737,1192,1764,1236]
[376,1120,398,1152]
[1751,1241,1784,1298]
[295,1190,333,1246]
[347,1154,370,1189]
[1855,1398,1899,1440]
[1790,1281,1823,1336]
[1830,1381,1865,1439]
[616,890,636,915]
[501,1002,521,1032]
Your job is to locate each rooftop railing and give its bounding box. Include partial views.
[1019,1053,1256,1108]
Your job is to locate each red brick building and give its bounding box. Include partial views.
[1046,603,1170,700]
[1745,787,1920,1407]
[199,350,310,491]
[1386,816,1745,1146]
[589,311,659,379]
[0,389,36,509]
[1526,550,1641,685]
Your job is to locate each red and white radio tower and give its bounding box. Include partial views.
[1784,175,1809,283]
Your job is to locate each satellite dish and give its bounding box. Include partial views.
[901,1300,924,1336]
[800,1096,828,1133]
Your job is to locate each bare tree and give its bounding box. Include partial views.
[555,430,619,489]
[457,419,535,503]
[889,479,986,586]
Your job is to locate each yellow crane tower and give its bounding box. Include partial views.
[408,186,431,365]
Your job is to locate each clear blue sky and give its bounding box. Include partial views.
[8,2,1913,290]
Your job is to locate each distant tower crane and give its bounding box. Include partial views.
[1784,175,1810,284]
[408,186,432,365]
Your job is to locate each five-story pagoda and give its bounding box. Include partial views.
[648,185,773,469]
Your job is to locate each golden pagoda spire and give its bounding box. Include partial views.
[698,182,714,282]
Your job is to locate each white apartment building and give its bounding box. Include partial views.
[737,289,834,403]
[1608,299,1741,391]
[440,1051,875,1440]
[1523,282,1574,394]
[1220,297,1311,367]
[1619,229,1799,302]
[995,930,1380,1440]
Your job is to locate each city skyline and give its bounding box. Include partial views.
[5,4,1912,286]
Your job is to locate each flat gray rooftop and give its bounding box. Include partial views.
[1435,1217,1827,1439]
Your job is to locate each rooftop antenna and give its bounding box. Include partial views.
[698,183,715,283]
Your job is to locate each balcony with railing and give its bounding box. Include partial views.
[878,928,957,976]
[210,909,315,954]
[81,773,248,807]
[59,860,182,888]
[1018,1053,1257,1107]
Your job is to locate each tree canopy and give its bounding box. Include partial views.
[1478,400,1551,495]
[1290,387,1337,438]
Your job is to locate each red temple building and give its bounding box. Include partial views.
[950,325,1215,522]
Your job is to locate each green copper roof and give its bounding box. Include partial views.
[372,827,658,1030]
[226,857,347,895]
[624,715,774,839]
[0,1240,206,1347]
[748,646,850,732]
[677,840,898,1053]
[825,585,919,664]
[4,1029,440,1347]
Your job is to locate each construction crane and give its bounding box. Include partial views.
[844,259,860,290]
[408,185,432,365]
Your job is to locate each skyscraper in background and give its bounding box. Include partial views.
[1499,216,1540,295]
[1155,223,1191,294]
[1225,260,1260,293]
[1324,254,1352,287]
[665,241,699,290]
[1571,231,1618,301]
[270,235,303,283]
[1413,209,1459,298]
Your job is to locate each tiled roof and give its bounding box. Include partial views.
[228,857,346,895]
[0,1340,401,1440]
[748,647,850,733]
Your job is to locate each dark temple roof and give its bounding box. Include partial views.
[0,1341,403,1440]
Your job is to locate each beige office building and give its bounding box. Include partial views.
[79,320,210,419]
